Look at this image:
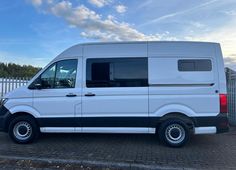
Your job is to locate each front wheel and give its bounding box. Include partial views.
[158,119,190,147]
[8,115,39,144]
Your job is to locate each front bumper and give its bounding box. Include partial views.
[193,113,229,134]
[0,105,10,132]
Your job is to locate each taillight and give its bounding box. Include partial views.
[220,94,227,113]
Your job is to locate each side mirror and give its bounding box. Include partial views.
[28,78,42,90]
[34,83,42,89]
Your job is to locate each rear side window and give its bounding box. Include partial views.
[178,59,212,71]
[86,58,148,88]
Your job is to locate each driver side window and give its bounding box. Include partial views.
[37,59,78,89]
[41,63,56,88]
[54,60,78,88]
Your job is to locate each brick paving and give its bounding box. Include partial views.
[0,128,236,169]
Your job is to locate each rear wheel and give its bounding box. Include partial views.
[8,115,39,144]
[158,119,190,147]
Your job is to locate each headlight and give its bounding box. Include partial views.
[0,98,8,106]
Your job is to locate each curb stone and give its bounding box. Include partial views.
[0,155,187,170]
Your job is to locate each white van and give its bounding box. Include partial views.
[0,41,229,147]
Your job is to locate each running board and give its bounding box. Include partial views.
[40,127,156,134]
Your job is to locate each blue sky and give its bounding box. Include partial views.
[0,0,236,68]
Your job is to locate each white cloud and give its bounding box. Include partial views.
[223,10,236,16]
[88,0,111,8]
[141,0,219,27]
[28,0,176,41]
[29,0,42,7]
[190,21,205,28]
[27,0,53,12]
[224,56,236,70]
[115,5,127,13]
[137,0,153,10]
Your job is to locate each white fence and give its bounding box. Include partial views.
[0,77,30,99]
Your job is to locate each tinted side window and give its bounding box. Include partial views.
[86,58,148,88]
[178,59,212,71]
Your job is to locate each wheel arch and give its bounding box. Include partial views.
[4,112,39,132]
[8,105,40,118]
[155,112,194,133]
[151,104,196,117]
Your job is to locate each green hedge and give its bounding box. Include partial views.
[0,62,41,78]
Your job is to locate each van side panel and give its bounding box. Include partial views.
[148,42,220,119]
[148,57,215,85]
[81,43,149,130]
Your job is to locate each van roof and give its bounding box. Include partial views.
[55,41,220,60]
[78,41,219,46]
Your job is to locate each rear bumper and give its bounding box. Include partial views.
[193,113,229,134]
[0,105,10,132]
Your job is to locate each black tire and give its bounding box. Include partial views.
[8,115,39,144]
[158,119,190,147]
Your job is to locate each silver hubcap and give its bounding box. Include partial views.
[13,121,32,141]
[165,124,185,144]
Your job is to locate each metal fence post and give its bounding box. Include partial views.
[226,67,236,126]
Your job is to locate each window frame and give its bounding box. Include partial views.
[86,57,149,88]
[29,59,78,89]
[178,59,212,72]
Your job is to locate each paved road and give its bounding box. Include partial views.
[0,128,236,169]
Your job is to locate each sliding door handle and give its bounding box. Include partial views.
[66,93,77,97]
[85,93,96,97]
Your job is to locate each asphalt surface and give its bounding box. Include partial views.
[0,128,236,170]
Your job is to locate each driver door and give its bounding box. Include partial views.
[32,58,82,129]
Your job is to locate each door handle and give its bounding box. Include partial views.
[66,93,77,97]
[84,93,96,97]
